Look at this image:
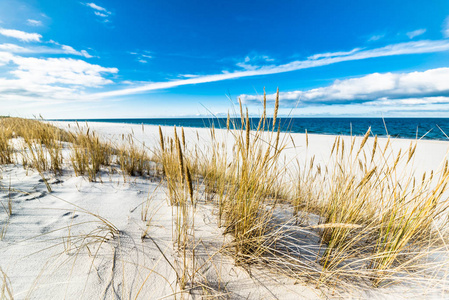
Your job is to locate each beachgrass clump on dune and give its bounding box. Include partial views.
[69,124,113,182]
[117,133,152,177]
[290,127,449,287]
[220,108,284,261]
[0,124,13,165]
[165,89,449,291]
[196,89,291,264]
[0,117,70,191]
[157,125,197,290]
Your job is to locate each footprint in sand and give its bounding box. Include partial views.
[62,211,79,219]
[22,192,46,201]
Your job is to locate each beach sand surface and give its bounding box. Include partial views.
[1,121,449,299]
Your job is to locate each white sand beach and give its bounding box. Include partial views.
[1,120,449,299]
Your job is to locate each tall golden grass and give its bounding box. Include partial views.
[117,134,151,178]
[0,117,70,191]
[291,128,449,287]
[157,125,197,290]
[69,123,113,182]
[173,89,449,290]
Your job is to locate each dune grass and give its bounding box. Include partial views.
[135,89,449,293]
[69,124,113,182]
[157,125,197,290]
[165,89,449,291]
[0,125,13,165]
[117,133,152,178]
[0,117,70,191]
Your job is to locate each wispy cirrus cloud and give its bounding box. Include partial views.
[129,51,152,64]
[85,2,109,12]
[307,48,362,60]
[61,45,93,58]
[82,2,112,22]
[236,54,275,71]
[92,39,449,99]
[94,12,108,17]
[0,43,29,52]
[443,16,449,38]
[368,34,385,42]
[0,42,93,58]
[407,29,426,39]
[0,28,41,42]
[27,19,43,27]
[239,67,449,107]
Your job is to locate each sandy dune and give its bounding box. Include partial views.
[1,121,449,299]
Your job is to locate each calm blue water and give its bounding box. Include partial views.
[53,118,449,141]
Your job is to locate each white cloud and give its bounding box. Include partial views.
[0,43,29,53]
[179,74,201,79]
[27,19,43,27]
[94,12,108,17]
[9,56,117,86]
[61,45,93,58]
[92,39,449,99]
[365,96,449,106]
[368,34,385,42]
[129,51,153,63]
[0,29,114,112]
[443,16,449,38]
[86,2,108,12]
[0,42,94,58]
[239,67,449,107]
[236,54,275,71]
[0,51,14,66]
[308,48,362,60]
[0,28,41,42]
[83,2,111,20]
[0,51,117,103]
[406,29,426,39]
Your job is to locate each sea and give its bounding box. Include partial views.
[53,118,449,141]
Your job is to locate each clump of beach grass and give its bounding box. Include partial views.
[117,134,151,178]
[70,124,112,182]
[0,123,13,165]
[289,128,449,287]
[200,89,289,263]
[0,117,70,191]
[166,88,449,293]
[157,125,198,290]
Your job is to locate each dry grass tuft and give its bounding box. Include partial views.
[70,124,112,182]
[117,134,151,177]
[0,117,70,191]
[198,89,288,264]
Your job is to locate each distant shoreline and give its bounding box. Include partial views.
[49,117,449,141]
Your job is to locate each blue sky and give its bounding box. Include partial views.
[1,0,449,118]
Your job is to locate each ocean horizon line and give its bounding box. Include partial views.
[49,117,449,141]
